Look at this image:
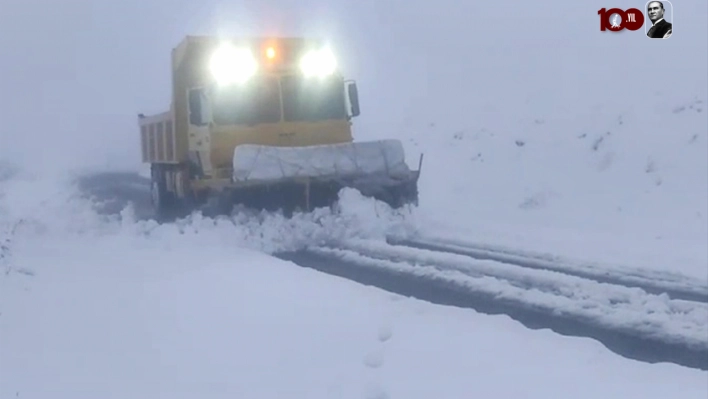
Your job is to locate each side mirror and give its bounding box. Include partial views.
[347,82,360,117]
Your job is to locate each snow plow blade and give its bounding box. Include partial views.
[227,139,422,213]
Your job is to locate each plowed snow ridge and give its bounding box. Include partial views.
[391,235,708,301]
[316,239,708,351]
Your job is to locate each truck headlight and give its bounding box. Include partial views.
[299,47,337,77]
[209,44,258,85]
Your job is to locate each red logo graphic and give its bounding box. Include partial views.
[598,8,645,31]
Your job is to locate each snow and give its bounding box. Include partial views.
[2,0,708,396]
[391,234,708,301]
[232,139,414,183]
[395,96,708,279]
[2,187,707,398]
[137,163,151,180]
[356,1,708,279]
[318,239,708,350]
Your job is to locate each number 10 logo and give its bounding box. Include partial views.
[598,8,645,31]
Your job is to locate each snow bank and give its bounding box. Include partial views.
[127,188,417,254]
[0,168,418,256]
[406,97,707,242]
[1,216,706,398]
[393,76,708,276]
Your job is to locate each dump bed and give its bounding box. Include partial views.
[138,111,178,164]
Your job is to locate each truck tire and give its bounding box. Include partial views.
[150,165,177,221]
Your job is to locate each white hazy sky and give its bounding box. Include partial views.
[1,0,706,172]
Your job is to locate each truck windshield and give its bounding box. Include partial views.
[211,77,281,125]
[281,75,347,122]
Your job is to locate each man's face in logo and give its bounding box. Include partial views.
[647,2,664,22]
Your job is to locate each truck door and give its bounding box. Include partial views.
[187,87,214,177]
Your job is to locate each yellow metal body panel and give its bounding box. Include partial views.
[140,36,354,174]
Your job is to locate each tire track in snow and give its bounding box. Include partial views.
[277,242,708,371]
[326,239,708,348]
[388,236,708,303]
[76,171,708,369]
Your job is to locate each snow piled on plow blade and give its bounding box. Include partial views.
[232,139,418,184]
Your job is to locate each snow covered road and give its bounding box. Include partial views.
[71,171,708,370]
[277,242,708,371]
[388,235,708,303]
[4,227,706,398]
[328,240,708,340]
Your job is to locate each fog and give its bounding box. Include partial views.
[1,0,706,174]
[1,4,707,392]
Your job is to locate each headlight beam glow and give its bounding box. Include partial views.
[299,47,337,77]
[209,44,258,85]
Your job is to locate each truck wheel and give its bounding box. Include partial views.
[150,166,176,220]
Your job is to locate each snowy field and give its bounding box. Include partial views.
[2,168,708,397]
[354,1,708,280]
[1,176,707,398]
[399,92,708,280]
[2,0,708,396]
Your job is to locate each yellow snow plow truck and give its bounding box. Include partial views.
[138,36,421,219]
